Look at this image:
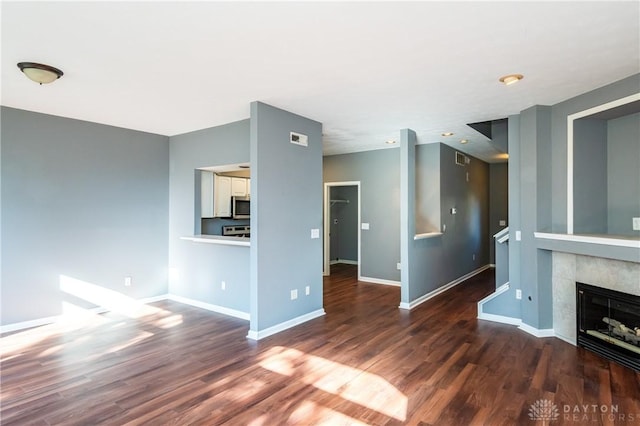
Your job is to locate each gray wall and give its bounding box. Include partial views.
[250,102,323,332]
[489,163,508,264]
[329,185,358,262]
[608,112,640,236]
[438,144,490,282]
[573,118,608,234]
[415,144,441,234]
[168,120,251,314]
[323,148,401,281]
[401,135,490,305]
[486,74,640,329]
[551,74,640,233]
[1,107,169,325]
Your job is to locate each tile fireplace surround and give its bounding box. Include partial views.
[553,253,640,345]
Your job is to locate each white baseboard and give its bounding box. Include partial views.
[246,308,325,340]
[359,276,401,287]
[330,259,358,265]
[167,294,250,321]
[0,294,170,334]
[477,312,522,326]
[518,322,555,338]
[399,264,492,310]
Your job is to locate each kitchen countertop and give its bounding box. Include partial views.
[181,235,250,247]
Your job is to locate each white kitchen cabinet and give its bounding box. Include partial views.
[214,175,232,217]
[231,177,248,197]
[201,171,214,218]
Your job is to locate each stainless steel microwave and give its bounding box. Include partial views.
[232,196,250,219]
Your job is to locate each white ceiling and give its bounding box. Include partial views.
[2,1,638,162]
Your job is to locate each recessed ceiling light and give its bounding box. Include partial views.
[17,62,64,85]
[441,132,454,137]
[499,74,524,85]
[386,140,397,145]
[460,139,469,144]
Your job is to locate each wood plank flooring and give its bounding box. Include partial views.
[2,264,639,425]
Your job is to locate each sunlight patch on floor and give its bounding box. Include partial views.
[259,346,407,421]
[107,330,154,354]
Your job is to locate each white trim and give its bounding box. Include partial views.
[494,227,509,244]
[180,235,250,247]
[246,308,325,340]
[331,259,358,265]
[566,93,640,235]
[477,282,510,308]
[167,294,250,320]
[398,265,491,310]
[477,313,522,326]
[518,322,555,338]
[323,181,361,277]
[359,276,401,287]
[413,232,443,240]
[0,294,169,334]
[534,232,640,248]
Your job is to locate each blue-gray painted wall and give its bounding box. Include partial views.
[489,163,508,264]
[488,74,640,327]
[1,107,169,325]
[168,119,251,314]
[323,148,401,281]
[250,102,323,332]
[401,134,490,305]
[608,112,640,236]
[573,118,608,234]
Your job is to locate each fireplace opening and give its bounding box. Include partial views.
[577,282,640,372]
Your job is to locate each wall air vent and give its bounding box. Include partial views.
[290,131,308,147]
[455,151,469,166]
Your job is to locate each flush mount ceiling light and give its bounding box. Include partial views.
[441,132,454,137]
[499,74,524,86]
[17,62,64,85]
[460,139,469,144]
[386,140,397,145]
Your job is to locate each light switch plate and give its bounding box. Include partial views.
[515,230,522,241]
[499,220,506,226]
[361,223,370,230]
[633,217,640,231]
[311,228,320,239]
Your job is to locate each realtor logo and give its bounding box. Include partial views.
[529,399,560,422]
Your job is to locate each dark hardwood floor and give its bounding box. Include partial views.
[2,264,639,425]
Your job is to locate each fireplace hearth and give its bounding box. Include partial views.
[577,282,640,372]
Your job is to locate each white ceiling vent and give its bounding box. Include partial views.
[455,151,469,166]
[290,131,308,147]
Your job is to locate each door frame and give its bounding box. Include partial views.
[323,181,361,277]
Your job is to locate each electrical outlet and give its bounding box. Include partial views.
[633,217,640,231]
[499,220,506,226]
[221,281,226,290]
[305,286,310,296]
[291,289,298,300]
[311,228,320,239]
[124,276,132,287]
[361,223,370,230]
[516,289,522,300]
[396,262,401,270]
[450,207,457,215]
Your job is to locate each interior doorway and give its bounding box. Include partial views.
[323,181,361,276]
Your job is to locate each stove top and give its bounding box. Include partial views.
[222,225,250,238]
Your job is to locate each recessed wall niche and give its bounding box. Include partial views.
[569,95,640,237]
